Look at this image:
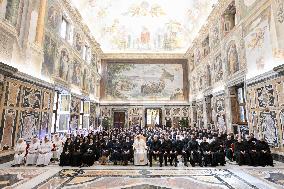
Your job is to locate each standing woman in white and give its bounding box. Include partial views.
[12,138,27,167]
[36,135,52,167]
[133,134,148,166]
[26,137,40,166]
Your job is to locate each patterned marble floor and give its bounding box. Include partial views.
[0,162,284,189]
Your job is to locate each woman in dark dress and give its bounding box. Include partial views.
[71,137,85,166]
[59,138,73,166]
[82,138,96,167]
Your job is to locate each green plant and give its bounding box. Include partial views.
[102,117,111,130]
[179,118,189,128]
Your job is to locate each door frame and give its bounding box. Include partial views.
[112,109,128,128]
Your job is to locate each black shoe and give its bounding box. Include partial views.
[184,163,188,167]
[175,163,177,167]
[160,164,162,167]
[150,164,152,167]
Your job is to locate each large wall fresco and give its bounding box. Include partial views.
[70,0,216,52]
[103,62,187,101]
[244,7,274,79]
[0,77,54,148]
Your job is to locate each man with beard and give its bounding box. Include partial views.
[199,137,211,166]
[149,135,162,167]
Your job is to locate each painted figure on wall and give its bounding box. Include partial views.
[227,42,239,75]
[257,85,275,108]
[140,26,150,49]
[42,35,56,77]
[214,54,223,82]
[22,87,41,109]
[5,81,20,107]
[70,97,80,114]
[217,114,226,132]
[42,91,52,110]
[72,61,81,86]
[75,33,83,52]
[59,50,70,81]
[20,111,40,140]
[58,114,69,131]
[40,112,49,139]
[60,94,71,112]
[82,68,88,91]
[1,109,17,148]
[48,6,59,29]
[5,0,20,26]
[260,111,278,147]
[70,115,79,130]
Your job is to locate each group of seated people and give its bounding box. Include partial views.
[12,126,274,167]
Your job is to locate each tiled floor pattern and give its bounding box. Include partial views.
[0,162,284,189]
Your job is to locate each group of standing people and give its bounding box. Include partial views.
[12,127,274,168]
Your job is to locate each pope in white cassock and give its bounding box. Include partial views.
[133,134,148,165]
[26,137,40,166]
[36,135,52,166]
[13,138,26,166]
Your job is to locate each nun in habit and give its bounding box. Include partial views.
[36,135,52,167]
[26,137,40,166]
[59,138,73,166]
[12,138,27,167]
[82,138,96,167]
[71,137,85,167]
[133,134,148,166]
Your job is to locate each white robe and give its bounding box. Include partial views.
[133,139,148,165]
[52,140,63,160]
[13,142,27,165]
[36,141,52,166]
[26,142,39,165]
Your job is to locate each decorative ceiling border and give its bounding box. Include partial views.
[102,53,186,60]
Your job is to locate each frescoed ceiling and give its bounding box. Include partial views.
[70,0,217,53]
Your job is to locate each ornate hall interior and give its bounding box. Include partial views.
[0,0,284,188]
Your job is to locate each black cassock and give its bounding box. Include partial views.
[60,142,73,166]
[71,142,85,166]
[82,143,96,166]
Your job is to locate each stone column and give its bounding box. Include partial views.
[35,0,47,45]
